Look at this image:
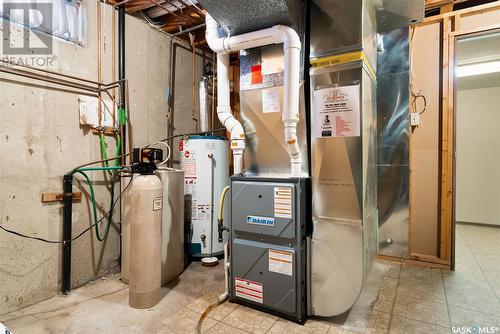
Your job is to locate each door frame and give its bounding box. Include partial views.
[443,23,500,270]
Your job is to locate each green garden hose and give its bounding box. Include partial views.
[72,166,123,241]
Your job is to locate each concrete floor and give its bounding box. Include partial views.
[2,223,500,334]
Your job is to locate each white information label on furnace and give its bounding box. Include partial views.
[313,85,360,138]
[274,186,292,219]
[261,87,281,113]
[268,249,293,276]
[235,277,263,304]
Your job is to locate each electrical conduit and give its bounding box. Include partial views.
[205,13,303,176]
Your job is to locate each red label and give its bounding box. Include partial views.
[184,150,190,158]
[251,64,262,85]
[179,140,184,151]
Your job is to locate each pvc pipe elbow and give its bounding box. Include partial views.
[233,152,244,175]
[275,25,301,50]
[205,14,224,53]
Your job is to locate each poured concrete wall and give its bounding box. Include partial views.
[0,3,203,314]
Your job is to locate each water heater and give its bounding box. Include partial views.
[180,135,229,257]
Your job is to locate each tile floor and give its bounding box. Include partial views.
[1,223,499,333]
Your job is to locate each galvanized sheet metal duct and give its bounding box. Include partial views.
[377,28,410,258]
[198,0,303,36]
[375,0,425,33]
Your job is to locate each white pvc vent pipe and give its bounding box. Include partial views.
[205,14,302,176]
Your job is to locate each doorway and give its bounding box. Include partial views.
[453,30,500,294]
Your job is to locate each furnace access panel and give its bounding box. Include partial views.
[229,176,310,323]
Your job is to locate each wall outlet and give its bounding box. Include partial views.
[410,112,420,126]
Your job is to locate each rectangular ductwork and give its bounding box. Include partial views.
[197,0,304,36]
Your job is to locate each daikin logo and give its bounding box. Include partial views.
[246,215,275,227]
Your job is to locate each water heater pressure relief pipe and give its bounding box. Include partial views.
[205,14,303,176]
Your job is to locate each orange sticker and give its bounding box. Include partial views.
[251,64,262,85]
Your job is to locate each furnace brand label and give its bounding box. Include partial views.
[235,277,263,304]
[274,187,292,219]
[246,215,275,227]
[268,249,293,276]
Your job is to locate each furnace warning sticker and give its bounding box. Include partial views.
[268,249,293,276]
[274,186,292,219]
[235,277,263,304]
[313,85,360,138]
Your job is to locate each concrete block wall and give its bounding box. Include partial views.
[0,2,204,314]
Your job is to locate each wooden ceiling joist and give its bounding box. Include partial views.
[425,0,499,14]
[107,0,206,37]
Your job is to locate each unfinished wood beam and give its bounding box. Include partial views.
[441,2,454,13]
[42,192,82,203]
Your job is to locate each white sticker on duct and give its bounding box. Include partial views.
[235,277,263,304]
[313,85,360,138]
[262,87,281,114]
[153,197,163,211]
[268,249,293,276]
[274,186,292,219]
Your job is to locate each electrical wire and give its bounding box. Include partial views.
[146,141,172,165]
[71,153,131,172]
[71,129,225,171]
[0,177,133,244]
[196,296,229,334]
[157,127,226,143]
[409,26,428,117]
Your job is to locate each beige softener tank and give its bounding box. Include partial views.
[129,174,163,309]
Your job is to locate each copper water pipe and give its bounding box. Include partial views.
[112,8,117,128]
[97,0,103,128]
[0,61,125,96]
[190,33,198,131]
[147,0,193,24]
[211,51,215,131]
[0,58,121,87]
[177,0,204,16]
[0,65,98,92]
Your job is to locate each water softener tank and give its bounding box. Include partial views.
[121,175,133,284]
[156,167,185,284]
[129,174,162,309]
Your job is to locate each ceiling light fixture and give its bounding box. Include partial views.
[456,60,500,78]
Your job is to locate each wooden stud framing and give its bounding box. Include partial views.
[411,1,500,267]
[440,15,453,262]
